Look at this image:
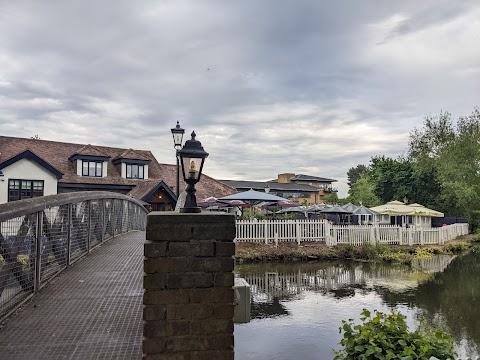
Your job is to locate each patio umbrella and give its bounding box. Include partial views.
[219,189,289,205]
[342,203,358,212]
[408,203,444,217]
[276,206,309,214]
[197,196,226,208]
[370,201,415,216]
[306,204,326,212]
[219,189,289,218]
[353,205,379,224]
[319,206,352,214]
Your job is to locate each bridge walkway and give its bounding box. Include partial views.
[0,231,144,360]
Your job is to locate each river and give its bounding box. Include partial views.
[234,249,480,360]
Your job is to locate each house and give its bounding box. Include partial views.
[220,173,337,205]
[0,136,235,210]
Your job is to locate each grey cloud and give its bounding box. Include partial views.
[0,0,479,196]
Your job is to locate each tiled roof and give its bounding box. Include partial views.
[114,148,151,161]
[0,136,236,200]
[73,144,110,158]
[127,180,164,200]
[219,180,320,192]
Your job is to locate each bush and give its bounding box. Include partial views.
[334,309,455,360]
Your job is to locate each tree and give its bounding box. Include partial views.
[368,156,414,203]
[408,108,480,225]
[347,177,381,207]
[347,164,368,188]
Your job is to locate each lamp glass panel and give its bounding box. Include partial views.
[172,132,183,147]
[182,157,202,180]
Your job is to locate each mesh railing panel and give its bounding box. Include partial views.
[104,199,114,240]
[113,199,122,236]
[40,206,68,282]
[0,214,36,317]
[0,195,146,320]
[70,202,89,262]
[89,200,103,249]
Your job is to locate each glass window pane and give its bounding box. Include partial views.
[139,165,144,179]
[131,165,138,178]
[96,162,102,176]
[89,162,95,176]
[83,161,88,175]
[127,164,132,178]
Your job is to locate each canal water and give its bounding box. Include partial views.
[234,249,480,360]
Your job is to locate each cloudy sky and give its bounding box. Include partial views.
[1,1,479,196]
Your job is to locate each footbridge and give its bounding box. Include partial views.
[0,192,147,359]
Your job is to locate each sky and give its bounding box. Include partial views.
[1,1,479,197]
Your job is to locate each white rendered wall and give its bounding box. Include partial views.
[144,164,149,179]
[0,158,58,204]
[121,163,126,178]
[76,159,82,175]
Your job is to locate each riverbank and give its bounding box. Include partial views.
[235,234,476,264]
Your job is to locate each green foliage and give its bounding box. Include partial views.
[412,248,434,260]
[334,309,456,360]
[347,164,368,187]
[347,177,382,207]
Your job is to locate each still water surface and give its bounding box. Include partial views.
[234,249,480,360]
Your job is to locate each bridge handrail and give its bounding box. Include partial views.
[0,191,147,222]
[0,191,147,321]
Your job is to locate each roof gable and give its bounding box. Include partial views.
[0,149,63,179]
[73,144,110,158]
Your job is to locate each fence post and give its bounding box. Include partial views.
[408,227,413,246]
[264,221,268,245]
[370,226,375,245]
[420,228,424,245]
[324,220,331,245]
[296,221,301,245]
[34,211,44,293]
[66,203,72,266]
[398,227,403,245]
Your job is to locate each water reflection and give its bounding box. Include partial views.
[235,251,480,360]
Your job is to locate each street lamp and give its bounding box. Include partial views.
[171,121,185,199]
[264,184,270,193]
[178,131,209,213]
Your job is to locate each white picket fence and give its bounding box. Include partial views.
[235,219,469,246]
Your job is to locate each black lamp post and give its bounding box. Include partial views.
[178,131,209,213]
[171,121,185,199]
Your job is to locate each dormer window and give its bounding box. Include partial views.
[126,164,144,179]
[82,160,103,177]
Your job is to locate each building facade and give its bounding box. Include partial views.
[0,136,235,209]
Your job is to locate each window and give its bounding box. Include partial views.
[8,179,44,202]
[126,164,144,179]
[82,160,103,177]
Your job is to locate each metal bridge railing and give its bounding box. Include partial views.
[0,191,147,321]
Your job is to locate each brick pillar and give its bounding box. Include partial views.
[144,212,236,360]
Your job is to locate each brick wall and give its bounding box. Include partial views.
[144,212,236,360]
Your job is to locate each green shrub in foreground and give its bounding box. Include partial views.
[333,309,455,360]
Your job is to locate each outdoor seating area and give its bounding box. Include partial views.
[198,191,449,230]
